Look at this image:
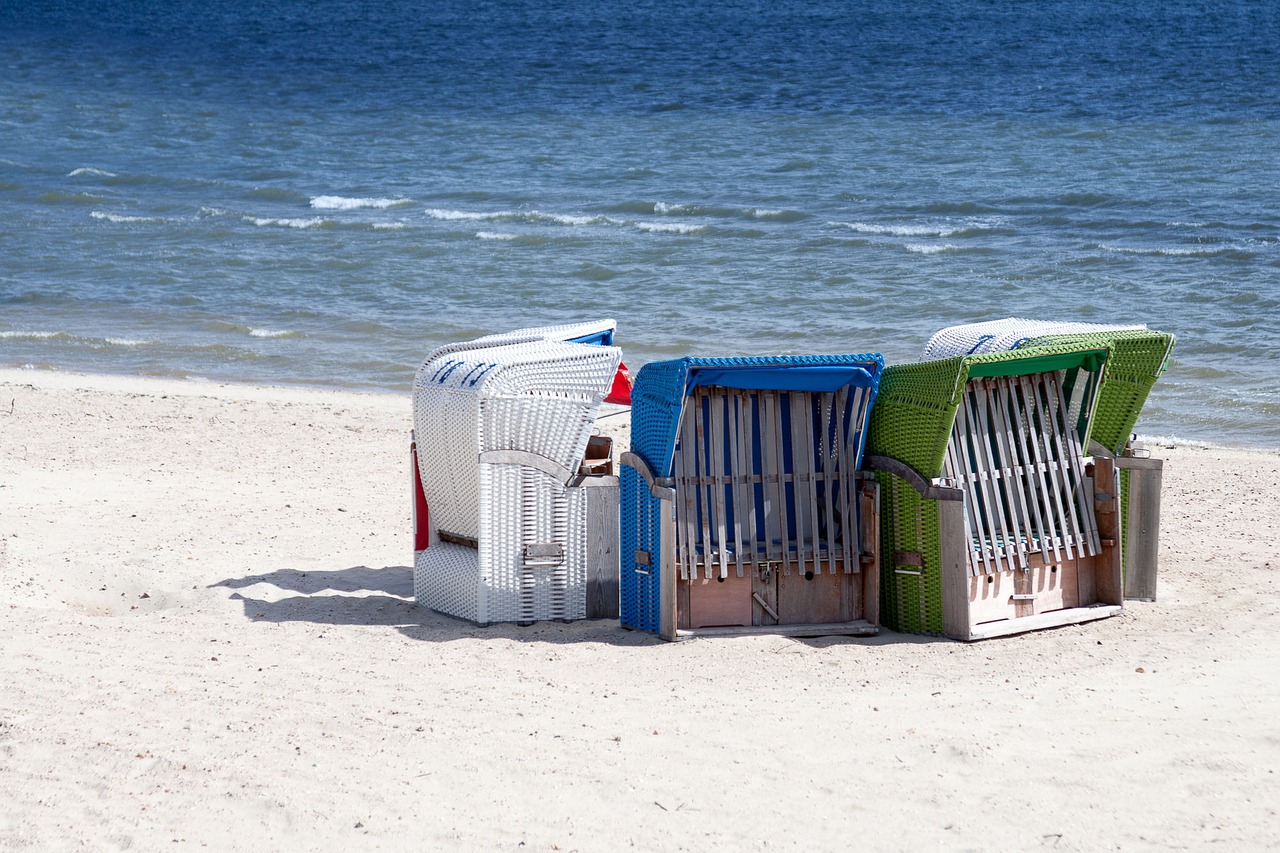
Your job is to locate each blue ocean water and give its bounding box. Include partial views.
[2,0,1278,445]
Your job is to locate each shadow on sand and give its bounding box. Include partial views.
[210,565,946,647]
[208,565,662,647]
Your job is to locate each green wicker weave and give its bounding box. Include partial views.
[866,342,1112,635]
[1020,329,1174,454]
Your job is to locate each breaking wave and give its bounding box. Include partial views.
[310,196,412,210]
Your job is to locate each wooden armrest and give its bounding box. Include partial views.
[863,455,964,501]
[478,449,574,485]
[620,451,676,501]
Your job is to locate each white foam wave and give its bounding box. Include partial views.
[749,208,787,219]
[426,208,621,227]
[528,211,617,226]
[476,231,518,241]
[103,338,150,346]
[68,167,117,178]
[249,328,298,338]
[636,221,706,234]
[424,208,511,221]
[654,202,696,215]
[91,211,165,224]
[199,207,231,217]
[1137,434,1217,449]
[1166,221,1207,228]
[0,330,60,340]
[840,221,964,237]
[245,216,327,229]
[372,222,408,230]
[1100,243,1237,257]
[905,243,960,254]
[310,195,410,210]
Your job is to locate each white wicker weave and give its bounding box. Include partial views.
[922,318,1144,360]
[412,336,621,624]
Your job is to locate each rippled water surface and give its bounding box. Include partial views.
[2,1,1278,445]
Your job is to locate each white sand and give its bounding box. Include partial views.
[2,368,1278,851]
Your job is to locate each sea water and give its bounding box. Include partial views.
[1,0,1277,446]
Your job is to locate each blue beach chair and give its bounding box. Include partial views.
[620,354,884,640]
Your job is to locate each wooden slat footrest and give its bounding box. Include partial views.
[960,604,1122,641]
[673,620,879,640]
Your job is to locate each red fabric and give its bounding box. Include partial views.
[411,442,431,551]
[605,362,633,405]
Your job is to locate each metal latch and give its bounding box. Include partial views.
[523,543,564,566]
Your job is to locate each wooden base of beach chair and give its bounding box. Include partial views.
[582,474,621,619]
[677,556,879,631]
[666,482,881,639]
[938,457,1125,641]
[674,620,879,640]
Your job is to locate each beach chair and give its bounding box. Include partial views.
[865,341,1125,640]
[923,319,1175,600]
[410,324,622,624]
[620,354,884,640]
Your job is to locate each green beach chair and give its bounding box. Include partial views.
[922,320,1176,600]
[865,341,1126,640]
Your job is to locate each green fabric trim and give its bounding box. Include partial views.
[965,349,1108,380]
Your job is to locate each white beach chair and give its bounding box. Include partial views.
[921,318,1144,360]
[411,332,622,624]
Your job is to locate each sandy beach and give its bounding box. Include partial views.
[2,368,1278,851]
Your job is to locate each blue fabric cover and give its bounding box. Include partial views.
[568,329,614,346]
[632,355,884,480]
[686,365,875,395]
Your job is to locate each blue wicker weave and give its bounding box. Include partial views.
[620,354,884,633]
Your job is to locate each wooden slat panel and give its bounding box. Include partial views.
[1038,372,1081,558]
[726,393,746,578]
[677,396,699,580]
[760,391,782,564]
[1004,376,1053,563]
[710,392,730,580]
[1051,372,1101,556]
[771,391,792,574]
[819,392,840,574]
[584,478,620,619]
[658,494,678,642]
[968,382,1013,572]
[973,380,1022,569]
[693,390,715,577]
[988,376,1034,569]
[848,385,872,564]
[740,391,761,565]
[1018,374,1064,564]
[787,392,808,574]
[951,390,994,575]
[834,386,854,565]
[792,392,819,575]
